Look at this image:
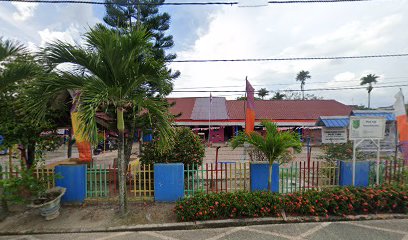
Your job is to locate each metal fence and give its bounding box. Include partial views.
[279,161,339,193]
[0,164,55,189]
[185,162,250,196]
[369,159,407,186]
[86,164,154,201]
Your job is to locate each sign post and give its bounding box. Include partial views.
[322,128,347,144]
[349,116,386,186]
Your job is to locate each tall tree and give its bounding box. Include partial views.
[0,38,38,91]
[104,0,177,62]
[28,25,175,215]
[296,70,311,100]
[271,92,285,100]
[104,0,178,161]
[360,74,379,109]
[231,121,302,191]
[257,88,269,100]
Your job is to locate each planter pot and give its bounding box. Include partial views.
[30,187,66,220]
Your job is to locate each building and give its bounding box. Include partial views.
[168,97,352,144]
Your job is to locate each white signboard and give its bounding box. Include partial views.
[322,127,347,144]
[349,116,386,140]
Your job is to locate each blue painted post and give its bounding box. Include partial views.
[250,163,279,192]
[154,163,184,202]
[55,164,87,203]
[339,161,370,187]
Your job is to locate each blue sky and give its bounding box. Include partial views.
[1,0,408,108]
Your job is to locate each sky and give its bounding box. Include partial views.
[1,0,407,108]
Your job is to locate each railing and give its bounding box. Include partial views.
[279,161,338,193]
[185,162,250,196]
[0,164,55,189]
[369,159,407,186]
[86,164,154,201]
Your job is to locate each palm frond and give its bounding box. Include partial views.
[0,38,26,62]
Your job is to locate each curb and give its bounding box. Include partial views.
[1,213,407,236]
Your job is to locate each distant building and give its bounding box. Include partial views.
[168,97,352,144]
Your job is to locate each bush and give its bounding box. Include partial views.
[174,185,408,221]
[141,127,205,166]
[319,142,364,164]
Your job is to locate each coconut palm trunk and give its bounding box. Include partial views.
[268,160,273,192]
[117,108,127,214]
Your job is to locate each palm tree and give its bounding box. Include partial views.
[27,24,175,215]
[0,38,39,91]
[231,121,301,191]
[296,70,311,100]
[257,88,269,100]
[360,74,379,109]
[271,92,285,100]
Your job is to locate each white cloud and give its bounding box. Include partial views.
[170,2,408,107]
[11,2,38,21]
[38,24,81,47]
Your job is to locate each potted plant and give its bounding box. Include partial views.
[0,163,65,220]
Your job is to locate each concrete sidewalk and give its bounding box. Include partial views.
[2,218,408,240]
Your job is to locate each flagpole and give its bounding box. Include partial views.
[208,92,212,144]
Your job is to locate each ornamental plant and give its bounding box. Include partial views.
[175,185,408,222]
[231,121,302,191]
[141,127,205,166]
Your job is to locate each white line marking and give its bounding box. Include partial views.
[94,232,133,240]
[141,231,180,240]
[298,222,331,238]
[205,227,246,240]
[344,222,408,235]
[246,227,301,240]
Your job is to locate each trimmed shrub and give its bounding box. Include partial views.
[140,127,205,166]
[174,185,408,222]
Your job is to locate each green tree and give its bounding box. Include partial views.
[0,38,38,92]
[104,0,177,62]
[27,24,175,215]
[271,92,285,100]
[231,121,302,191]
[140,127,205,166]
[257,88,269,100]
[296,70,311,100]
[360,74,379,109]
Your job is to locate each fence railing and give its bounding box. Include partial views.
[369,159,407,186]
[86,164,154,201]
[185,162,250,196]
[279,161,338,193]
[0,164,55,189]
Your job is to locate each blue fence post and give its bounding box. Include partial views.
[339,161,370,187]
[55,164,87,203]
[154,163,184,202]
[250,162,279,192]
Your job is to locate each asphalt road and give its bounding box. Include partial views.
[2,218,408,240]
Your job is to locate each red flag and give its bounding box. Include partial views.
[245,79,255,134]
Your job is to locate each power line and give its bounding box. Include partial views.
[170,53,408,63]
[0,0,376,5]
[174,79,408,90]
[172,83,408,92]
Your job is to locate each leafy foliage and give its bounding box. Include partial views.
[140,127,205,166]
[231,121,302,165]
[0,163,54,204]
[318,142,364,164]
[175,185,408,221]
[257,88,269,100]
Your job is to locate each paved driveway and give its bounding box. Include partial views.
[2,219,408,240]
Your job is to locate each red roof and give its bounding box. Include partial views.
[167,97,196,120]
[227,100,352,120]
[168,98,352,121]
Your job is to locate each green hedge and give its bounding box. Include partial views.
[174,185,408,222]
